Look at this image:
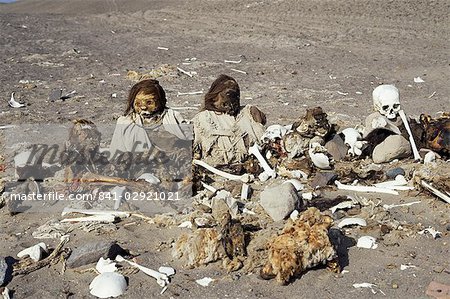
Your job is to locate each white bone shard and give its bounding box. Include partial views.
[341,128,366,156]
[61,207,130,218]
[338,217,367,228]
[421,180,450,204]
[196,277,214,287]
[138,173,161,184]
[17,242,47,262]
[8,92,25,108]
[158,266,175,277]
[96,257,117,273]
[308,142,331,169]
[261,124,290,141]
[418,227,441,239]
[383,200,421,210]
[61,214,116,223]
[356,236,378,249]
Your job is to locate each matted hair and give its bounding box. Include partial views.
[125,79,167,115]
[203,74,240,112]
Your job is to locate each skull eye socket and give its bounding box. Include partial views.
[393,104,400,109]
[382,105,390,111]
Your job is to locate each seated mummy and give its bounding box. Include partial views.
[193,74,267,166]
[109,79,192,177]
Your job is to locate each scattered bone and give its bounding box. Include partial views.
[61,208,130,218]
[177,90,203,97]
[283,179,304,191]
[261,124,290,141]
[337,217,367,228]
[61,214,116,223]
[201,182,217,193]
[289,210,299,221]
[356,236,378,249]
[341,128,366,156]
[193,159,253,183]
[178,221,192,229]
[335,181,399,195]
[424,151,437,164]
[230,68,247,75]
[17,243,47,262]
[414,77,425,83]
[196,277,214,287]
[372,84,400,120]
[137,173,161,184]
[243,208,256,215]
[158,266,175,277]
[374,175,414,190]
[421,180,450,204]
[224,60,242,64]
[248,144,276,179]
[241,183,250,200]
[96,257,117,273]
[8,92,25,108]
[177,67,197,77]
[383,200,421,210]
[330,200,355,213]
[157,47,169,50]
[308,143,332,169]
[1,288,10,299]
[89,272,127,298]
[418,227,441,239]
[400,264,417,270]
[399,110,421,160]
[428,91,436,99]
[115,255,169,287]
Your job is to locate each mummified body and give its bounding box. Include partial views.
[420,113,450,156]
[260,207,337,285]
[172,199,246,272]
[193,74,266,166]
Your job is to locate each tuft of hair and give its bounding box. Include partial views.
[125,79,167,115]
[203,74,240,116]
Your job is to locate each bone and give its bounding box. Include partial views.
[177,90,203,97]
[177,67,197,77]
[398,110,421,161]
[421,180,450,204]
[383,200,421,210]
[61,207,130,218]
[201,182,217,193]
[248,143,277,179]
[193,159,253,183]
[335,181,399,195]
[230,68,247,75]
[115,255,169,287]
[241,183,250,200]
[374,175,414,190]
[157,46,169,50]
[17,242,48,262]
[8,92,26,108]
[61,214,116,223]
[224,59,242,64]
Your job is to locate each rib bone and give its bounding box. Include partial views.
[115,255,169,287]
[398,110,421,161]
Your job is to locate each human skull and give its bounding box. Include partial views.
[372,84,400,120]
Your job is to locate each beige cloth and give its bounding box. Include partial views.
[109,109,192,158]
[193,105,266,166]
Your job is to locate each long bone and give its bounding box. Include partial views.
[398,110,421,161]
[193,159,253,183]
[248,144,276,179]
[115,255,169,287]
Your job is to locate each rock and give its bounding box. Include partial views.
[311,172,338,188]
[67,241,122,268]
[0,257,7,286]
[260,182,300,221]
[372,135,411,163]
[386,167,405,179]
[325,134,347,161]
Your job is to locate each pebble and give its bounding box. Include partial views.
[325,134,347,161]
[386,167,405,179]
[311,172,338,188]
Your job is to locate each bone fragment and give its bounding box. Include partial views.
[248,144,276,179]
[177,91,203,96]
[335,181,399,195]
[230,68,247,75]
[193,159,253,183]
[177,67,197,77]
[224,60,242,64]
[115,255,169,287]
[383,200,421,210]
[398,110,421,161]
[421,180,450,204]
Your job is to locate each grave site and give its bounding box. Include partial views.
[0,0,449,298]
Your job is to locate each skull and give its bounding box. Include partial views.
[372,84,401,120]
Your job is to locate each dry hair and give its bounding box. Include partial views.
[125,79,167,115]
[203,74,240,112]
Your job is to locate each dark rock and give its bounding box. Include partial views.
[386,167,405,179]
[325,135,347,161]
[67,241,125,268]
[311,172,338,188]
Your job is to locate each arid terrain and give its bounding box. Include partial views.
[0,0,449,298]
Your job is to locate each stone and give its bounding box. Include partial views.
[325,134,348,161]
[67,241,120,268]
[386,167,405,179]
[372,135,411,163]
[311,171,338,188]
[260,182,300,222]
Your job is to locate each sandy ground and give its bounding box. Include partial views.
[0,0,449,298]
